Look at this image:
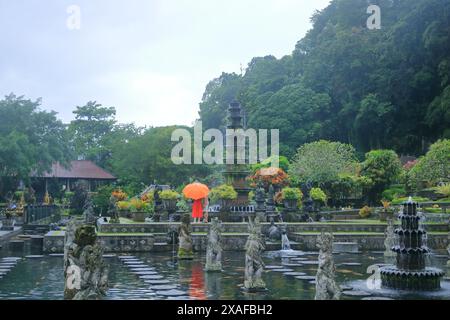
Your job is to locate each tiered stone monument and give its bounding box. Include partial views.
[380,198,444,290]
[223,101,251,206]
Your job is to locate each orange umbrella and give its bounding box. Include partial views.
[182,182,210,200]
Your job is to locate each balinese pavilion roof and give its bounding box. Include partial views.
[32,160,116,180]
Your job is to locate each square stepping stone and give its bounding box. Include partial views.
[270,268,294,272]
[118,256,136,259]
[26,255,44,259]
[342,290,372,297]
[140,275,164,280]
[283,272,306,277]
[295,276,316,281]
[156,289,186,296]
[144,279,171,285]
[150,285,178,290]
[339,263,362,267]
[265,265,284,269]
[130,268,156,272]
[301,261,319,265]
[127,264,148,268]
[133,271,159,276]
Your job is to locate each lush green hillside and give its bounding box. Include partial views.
[199,0,450,158]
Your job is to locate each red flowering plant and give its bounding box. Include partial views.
[247,167,290,191]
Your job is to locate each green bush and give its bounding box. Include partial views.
[210,185,237,202]
[281,187,303,200]
[434,183,450,198]
[382,185,406,201]
[310,187,327,204]
[159,190,180,200]
[391,196,430,205]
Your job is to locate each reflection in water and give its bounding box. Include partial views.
[189,264,206,300]
[0,249,448,300]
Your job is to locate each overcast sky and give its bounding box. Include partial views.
[0,0,331,127]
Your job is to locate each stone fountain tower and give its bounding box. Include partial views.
[223,101,251,205]
[380,199,444,290]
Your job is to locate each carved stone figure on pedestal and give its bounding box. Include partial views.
[243,217,266,291]
[64,223,108,300]
[83,194,96,225]
[178,214,194,260]
[384,218,396,258]
[107,195,120,224]
[315,232,341,300]
[205,218,223,271]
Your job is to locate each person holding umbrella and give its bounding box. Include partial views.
[182,182,210,224]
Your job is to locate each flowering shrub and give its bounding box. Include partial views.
[141,192,154,204]
[112,189,128,201]
[129,198,148,212]
[403,160,418,171]
[247,167,290,189]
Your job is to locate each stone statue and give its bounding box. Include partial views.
[64,223,108,300]
[153,185,163,222]
[266,219,281,241]
[243,217,266,291]
[107,195,120,224]
[384,218,396,258]
[205,218,223,272]
[82,193,96,225]
[266,185,275,210]
[178,214,194,259]
[254,182,266,212]
[315,232,341,300]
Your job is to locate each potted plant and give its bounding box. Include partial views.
[117,201,131,218]
[1,209,15,231]
[310,187,327,209]
[210,185,237,220]
[281,187,303,210]
[159,190,180,214]
[129,198,148,222]
[359,206,372,219]
[379,200,394,221]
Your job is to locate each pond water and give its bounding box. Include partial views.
[0,248,449,300]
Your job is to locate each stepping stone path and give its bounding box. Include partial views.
[342,290,372,297]
[0,257,21,279]
[118,256,186,299]
[295,276,316,281]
